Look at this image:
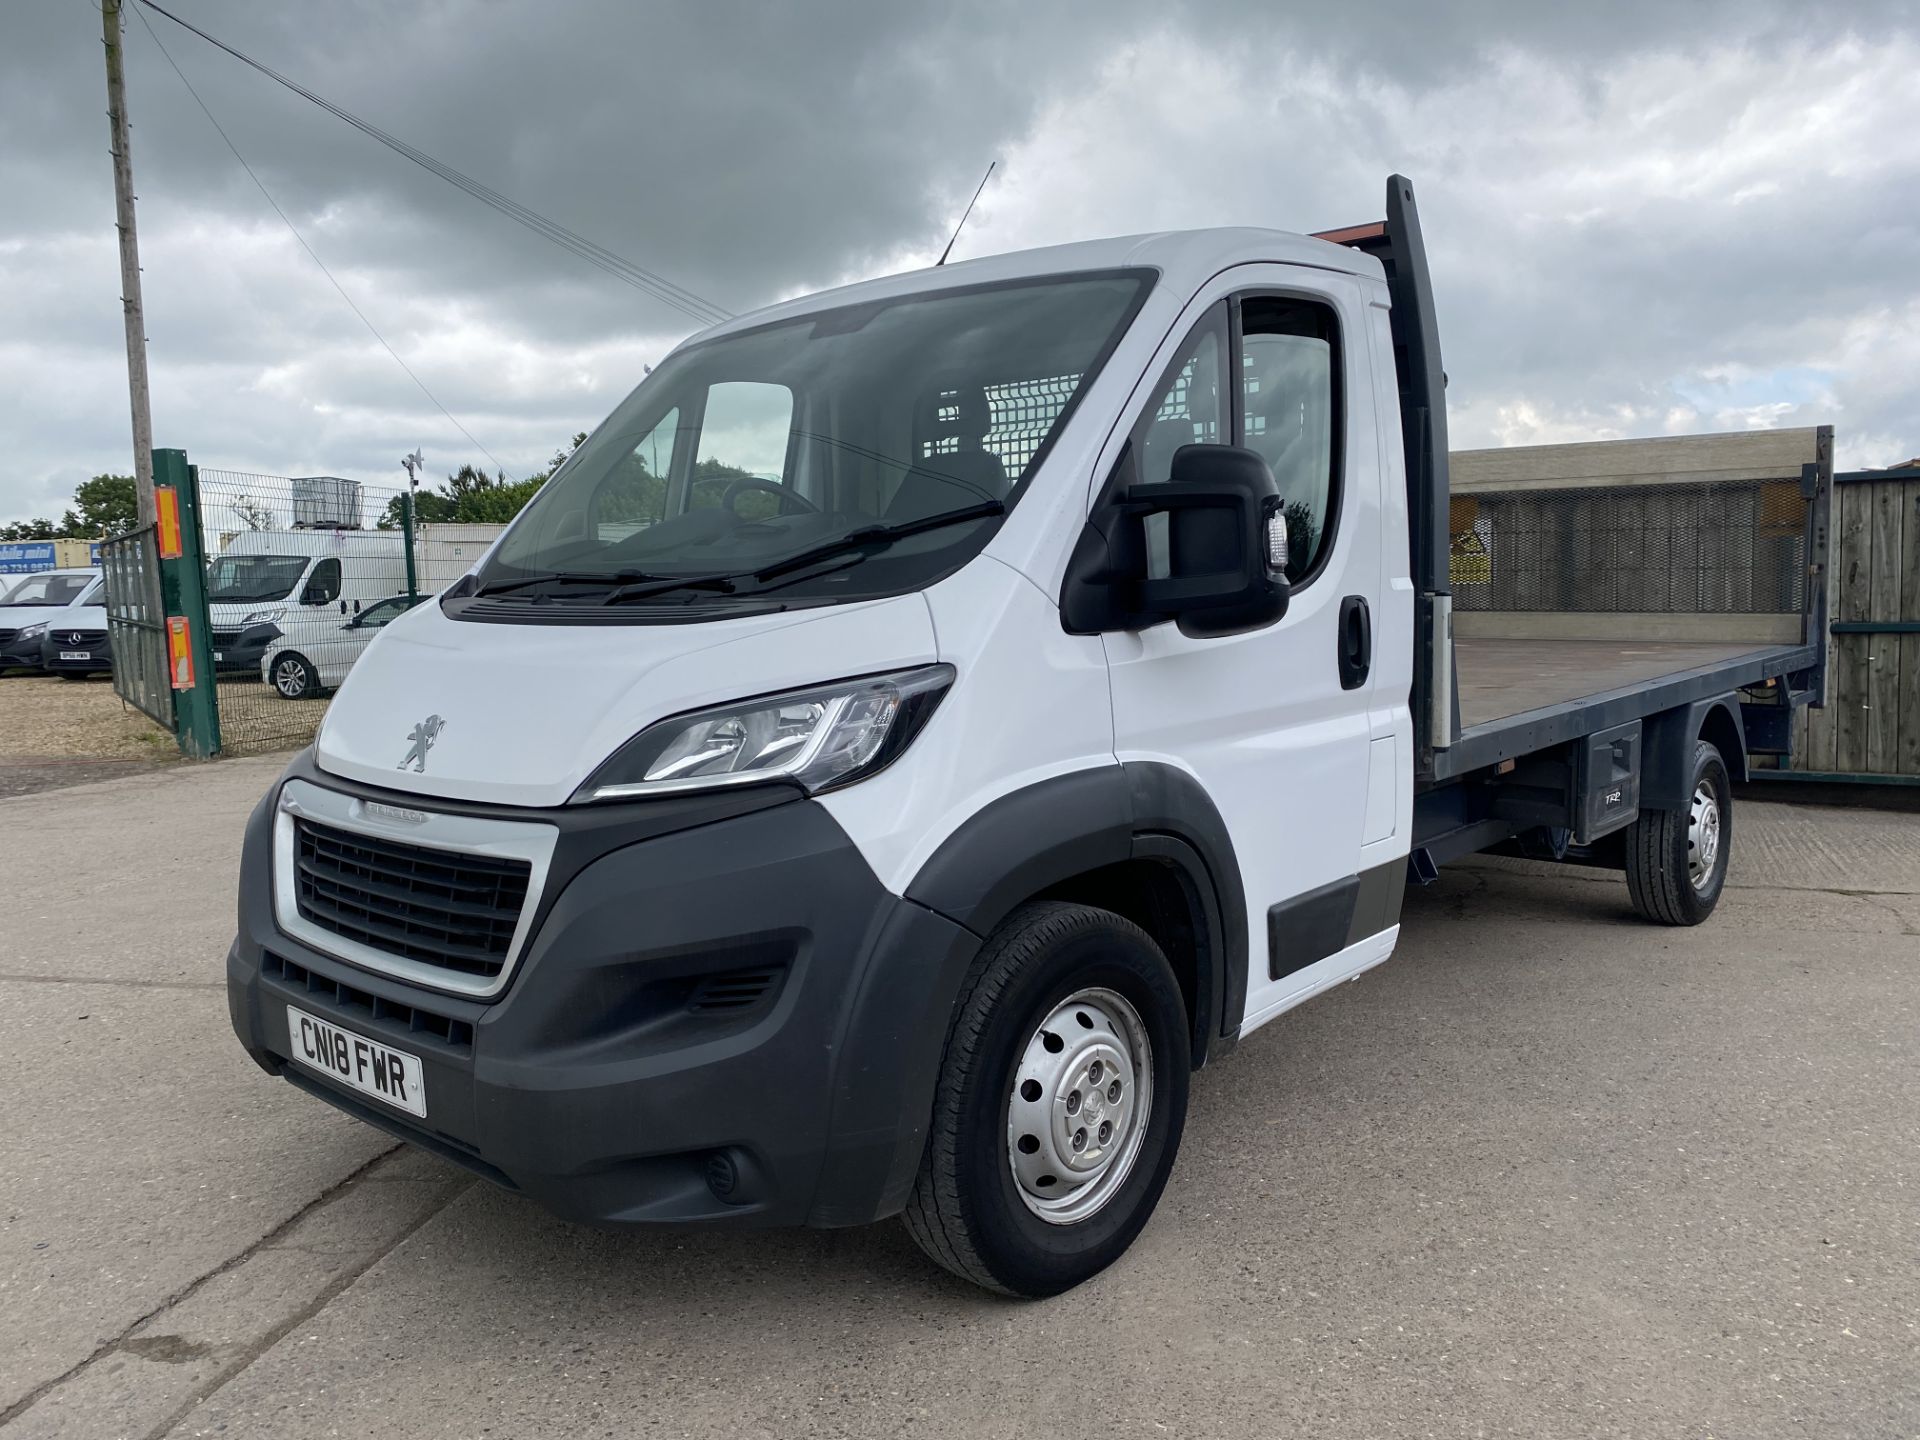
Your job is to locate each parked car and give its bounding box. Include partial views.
[261,592,429,700]
[0,568,104,674]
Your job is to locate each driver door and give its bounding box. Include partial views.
[1103,266,1398,1037]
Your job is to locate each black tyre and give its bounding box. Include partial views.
[1624,739,1730,925]
[903,901,1190,1297]
[269,651,320,700]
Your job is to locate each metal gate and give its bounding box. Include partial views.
[101,520,173,731]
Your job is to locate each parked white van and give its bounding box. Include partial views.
[0,568,105,673]
[206,530,410,676]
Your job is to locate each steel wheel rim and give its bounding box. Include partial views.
[275,659,306,697]
[1688,779,1721,891]
[1006,986,1153,1225]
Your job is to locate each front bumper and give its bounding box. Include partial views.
[40,637,112,673]
[1,633,46,670]
[213,624,279,674]
[227,755,977,1229]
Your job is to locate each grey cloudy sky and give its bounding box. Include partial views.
[2,0,1916,524]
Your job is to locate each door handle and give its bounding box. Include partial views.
[1338,595,1371,690]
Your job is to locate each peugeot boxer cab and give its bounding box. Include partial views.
[227,177,1821,1295]
[206,530,411,675]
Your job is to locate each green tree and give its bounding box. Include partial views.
[378,434,592,530]
[1,473,136,542]
[60,474,138,537]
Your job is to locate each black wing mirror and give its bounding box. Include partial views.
[1062,443,1290,637]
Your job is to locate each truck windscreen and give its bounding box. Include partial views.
[473,269,1154,610]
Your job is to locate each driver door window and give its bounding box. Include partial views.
[300,558,341,606]
[693,382,795,520]
[357,596,411,630]
[1240,297,1339,584]
[1131,303,1230,577]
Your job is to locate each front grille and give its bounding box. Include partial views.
[0,629,16,645]
[58,630,107,645]
[293,817,530,982]
[212,629,242,648]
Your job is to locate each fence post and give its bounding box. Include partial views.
[153,448,221,758]
[402,489,419,601]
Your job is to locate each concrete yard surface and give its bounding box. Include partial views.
[1,762,1915,1439]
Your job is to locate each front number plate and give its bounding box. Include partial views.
[286,1005,427,1118]
[60,651,91,660]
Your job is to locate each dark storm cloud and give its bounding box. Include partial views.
[1,0,1916,520]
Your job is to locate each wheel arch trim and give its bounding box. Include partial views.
[1643,693,1748,809]
[901,762,1247,1054]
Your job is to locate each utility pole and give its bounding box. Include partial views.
[102,0,157,528]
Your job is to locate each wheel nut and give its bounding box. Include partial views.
[1066,1090,1081,1115]
[1107,1080,1122,1103]
[1098,1120,1112,1144]
[1072,1127,1087,1151]
[1089,1060,1104,1083]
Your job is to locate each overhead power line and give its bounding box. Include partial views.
[134,0,733,329]
[132,2,511,476]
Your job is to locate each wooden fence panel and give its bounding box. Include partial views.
[1901,480,1920,776]
[1831,484,1875,773]
[1866,482,1906,774]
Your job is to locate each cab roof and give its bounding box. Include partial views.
[686,226,1387,349]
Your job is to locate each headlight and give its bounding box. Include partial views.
[18,623,47,640]
[575,664,954,802]
[243,607,285,626]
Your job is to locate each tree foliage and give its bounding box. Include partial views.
[64,474,138,536]
[0,474,137,541]
[378,434,590,529]
[0,516,59,542]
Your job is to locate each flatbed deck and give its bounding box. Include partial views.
[1455,639,1780,729]
[1430,635,1820,781]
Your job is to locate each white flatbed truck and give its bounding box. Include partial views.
[226,176,1829,1294]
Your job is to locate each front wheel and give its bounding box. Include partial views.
[269,652,321,700]
[903,902,1190,1297]
[1624,739,1731,925]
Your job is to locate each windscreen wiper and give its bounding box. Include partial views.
[601,500,1007,605]
[750,500,1005,586]
[476,569,677,599]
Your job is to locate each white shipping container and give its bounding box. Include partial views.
[412,523,506,593]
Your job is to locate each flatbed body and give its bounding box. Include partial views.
[1439,635,1820,779]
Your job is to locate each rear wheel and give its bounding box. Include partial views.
[1624,739,1730,925]
[270,652,320,700]
[903,901,1190,1297]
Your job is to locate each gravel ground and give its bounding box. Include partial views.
[0,674,177,765]
[0,671,318,795]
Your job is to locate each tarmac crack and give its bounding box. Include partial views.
[0,1143,468,1434]
[135,1169,474,1440]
